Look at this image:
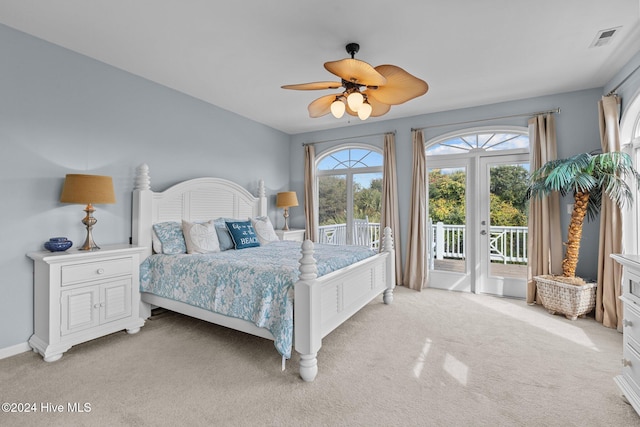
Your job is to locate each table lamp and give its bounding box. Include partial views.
[276,191,299,231]
[60,174,116,251]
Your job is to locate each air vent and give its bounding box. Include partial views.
[590,26,621,48]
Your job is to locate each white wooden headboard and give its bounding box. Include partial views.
[132,164,267,259]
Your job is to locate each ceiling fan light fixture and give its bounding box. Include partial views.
[282,42,429,122]
[330,98,346,118]
[357,102,372,120]
[347,91,364,112]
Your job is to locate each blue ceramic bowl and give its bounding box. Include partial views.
[44,238,73,252]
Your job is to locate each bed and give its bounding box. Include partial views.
[132,164,395,381]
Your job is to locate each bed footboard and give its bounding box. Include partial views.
[294,227,395,382]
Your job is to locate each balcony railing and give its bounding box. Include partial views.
[318,221,529,266]
[318,223,381,249]
[430,221,528,265]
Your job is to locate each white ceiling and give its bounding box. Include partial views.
[1,1,639,135]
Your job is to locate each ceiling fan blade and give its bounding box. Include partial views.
[367,64,428,105]
[308,94,339,118]
[324,58,387,87]
[281,81,343,90]
[363,91,391,117]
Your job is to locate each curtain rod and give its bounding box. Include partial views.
[606,63,640,96]
[411,108,560,132]
[302,130,396,146]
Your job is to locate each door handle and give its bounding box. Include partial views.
[480,230,487,235]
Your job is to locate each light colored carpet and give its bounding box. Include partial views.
[0,287,638,426]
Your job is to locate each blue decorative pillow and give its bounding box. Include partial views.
[225,220,260,249]
[214,218,236,251]
[152,222,186,254]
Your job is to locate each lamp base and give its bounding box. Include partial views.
[282,208,290,231]
[78,230,100,251]
[78,204,100,251]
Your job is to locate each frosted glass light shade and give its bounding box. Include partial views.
[358,102,373,120]
[347,92,364,111]
[330,99,346,118]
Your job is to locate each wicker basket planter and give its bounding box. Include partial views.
[534,275,597,320]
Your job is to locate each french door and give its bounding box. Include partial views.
[477,155,529,298]
[427,153,528,298]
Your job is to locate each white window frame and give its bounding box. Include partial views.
[316,143,383,244]
[620,90,640,254]
[426,125,530,157]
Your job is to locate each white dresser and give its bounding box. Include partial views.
[611,253,640,416]
[27,244,145,362]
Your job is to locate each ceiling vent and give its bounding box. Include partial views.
[589,26,621,48]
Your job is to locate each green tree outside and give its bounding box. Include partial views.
[318,165,528,229]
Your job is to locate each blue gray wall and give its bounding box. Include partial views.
[0,24,291,351]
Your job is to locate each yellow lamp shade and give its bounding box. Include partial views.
[276,191,299,208]
[60,174,116,205]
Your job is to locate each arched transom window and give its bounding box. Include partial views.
[427,131,529,155]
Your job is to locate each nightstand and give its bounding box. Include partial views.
[27,244,146,362]
[275,229,305,242]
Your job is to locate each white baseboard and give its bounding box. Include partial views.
[0,342,31,360]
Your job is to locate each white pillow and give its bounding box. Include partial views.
[152,229,163,254]
[250,216,279,245]
[182,220,220,254]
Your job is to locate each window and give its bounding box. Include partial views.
[316,146,383,247]
[620,93,640,254]
[426,130,529,156]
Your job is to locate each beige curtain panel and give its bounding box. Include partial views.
[404,129,428,290]
[596,95,624,330]
[527,114,563,304]
[381,132,403,285]
[304,144,318,242]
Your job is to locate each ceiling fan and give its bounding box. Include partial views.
[282,42,429,121]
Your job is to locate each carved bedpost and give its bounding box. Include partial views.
[294,240,321,382]
[382,226,395,305]
[257,178,267,217]
[132,163,153,261]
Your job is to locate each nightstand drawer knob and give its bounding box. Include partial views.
[623,358,632,367]
[623,319,632,327]
[97,268,105,274]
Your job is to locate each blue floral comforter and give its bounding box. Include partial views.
[139,240,376,358]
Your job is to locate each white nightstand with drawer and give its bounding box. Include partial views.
[27,244,145,362]
[275,229,305,242]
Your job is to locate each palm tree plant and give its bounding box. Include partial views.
[527,151,640,279]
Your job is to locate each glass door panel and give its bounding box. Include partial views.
[478,156,529,298]
[427,163,471,292]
